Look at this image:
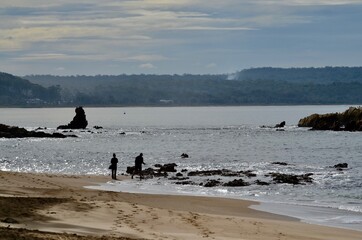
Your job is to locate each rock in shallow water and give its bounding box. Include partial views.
[0,124,72,138]
[57,106,88,129]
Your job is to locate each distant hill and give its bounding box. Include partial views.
[0,72,61,106]
[22,68,362,106]
[235,67,362,83]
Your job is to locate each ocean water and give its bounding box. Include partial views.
[1,106,361,231]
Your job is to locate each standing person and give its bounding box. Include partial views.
[132,153,145,180]
[110,153,118,180]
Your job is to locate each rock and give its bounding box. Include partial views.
[270,173,313,185]
[188,170,223,176]
[260,121,286,129]
[223,179,250,187]
[275,121,286,128]
[93,126,103,129]
[271,173,300,184]
[159,163,178,172]
[174,181,197,185]
[169,176,189,181]
[204,180,222,187]
[334,163,348,169]
[126,166,135,174]
[142,168,155,177]
[240,170,257,178]
[255,180,270,186]
[272,162,289,166]
[0,124,71,138]
[220,169,240,177]
[176,172,183,177]
[57,107,88,129]
[127,164,171,177]
[181,153,189,158]
[300,173,314,183]
[181,169,188,172]
[298,107,362,131]
[333,163,348,171]
[154,172,168,177]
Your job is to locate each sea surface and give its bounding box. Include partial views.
[1,106,361,231]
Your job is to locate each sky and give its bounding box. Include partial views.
[1,0,362,75]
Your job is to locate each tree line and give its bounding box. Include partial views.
[1,67,362,107]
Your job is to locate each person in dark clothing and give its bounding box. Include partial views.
[110,153,118,180]
[132,153,145,180]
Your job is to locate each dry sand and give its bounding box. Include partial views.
[0,171,361,240]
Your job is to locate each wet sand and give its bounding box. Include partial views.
[0,171,361,240]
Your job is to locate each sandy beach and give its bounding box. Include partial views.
[0,171,361,240]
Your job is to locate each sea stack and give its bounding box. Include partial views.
[57,106,88,129]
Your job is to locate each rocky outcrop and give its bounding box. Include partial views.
[57,107,88,129]
[126,163,178,178]
[333,163,348,171]
[255,180,270,186]
[125,163,315,186]
[334,163,348,169]
[298,107,362,131]
[159,163,177,172]
[204,180,222,187]
[272,162,289,166]
[261,121,286,129]
[0,124,72,138]
[269,173,313,185]
[275,121,286,128]
[223,179,250,187]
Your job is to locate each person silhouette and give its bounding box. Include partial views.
[132,153,145,180]
[110,153,118,180]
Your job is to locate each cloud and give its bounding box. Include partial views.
[139,63,156,69]
[1,0,362,75]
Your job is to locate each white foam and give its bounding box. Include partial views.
[251,202,362,232]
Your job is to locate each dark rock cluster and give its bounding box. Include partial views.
[57,107,88,129]
[124,161,342,187]
[274,121,286,128]
[298,107,362,131]
[126,163,178,178]
[333,162,348,171]
[268,173,313,185]
[0,124,72,138]
[261,121,286,129]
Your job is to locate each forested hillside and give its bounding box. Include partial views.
[70,79,362,106]
[2,67,361,106]
[0,72,61,106]
[24,69,362,106]
[236,67,362,83]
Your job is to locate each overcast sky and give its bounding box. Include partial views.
[1,0,362,75]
